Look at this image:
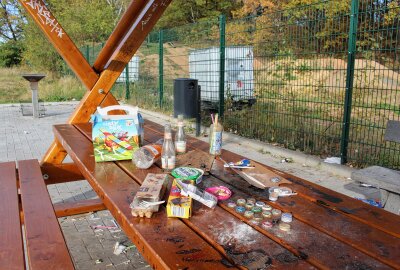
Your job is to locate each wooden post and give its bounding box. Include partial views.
[20,0,172,165]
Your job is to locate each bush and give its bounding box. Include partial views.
[0,40,23,67]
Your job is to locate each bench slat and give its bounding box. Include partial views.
[18,159,74,270]
[0,162,25,270]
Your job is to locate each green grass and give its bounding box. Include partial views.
[0,67,86,103]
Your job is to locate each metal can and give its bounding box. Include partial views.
[247,198,256,204]
[235,206,246,214]
[244,210,254,219]
[236,198,246,206]
[262,211,272,219]
[272,209,282,217]
[255,201,265,207]
[245,202,255,210]
[281,213,293,223]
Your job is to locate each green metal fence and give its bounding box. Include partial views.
[84,0,400,169]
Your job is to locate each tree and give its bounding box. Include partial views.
[157,0,241,29]
[0,0,24,41]
[22,0,122,72]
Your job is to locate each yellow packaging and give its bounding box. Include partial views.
[167,179,192,219]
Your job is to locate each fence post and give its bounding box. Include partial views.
[125,62,130,100]
[85,44,90,63]
[159,29,164,108]
[219,15,226,117]
[340,0,359,164]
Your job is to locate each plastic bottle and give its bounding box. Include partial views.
[161,124,176,170]
[209,114,223,155]
[175,115,186,154]
[132,142,162,169]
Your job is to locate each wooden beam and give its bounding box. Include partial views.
[19,0,121,164]
[93,0,148,72]
[68,0,172,123]
[40,163,83,185]
[54,198,106,217]
[19,0,98,90]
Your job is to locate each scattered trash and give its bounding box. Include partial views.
[354,198,383,208]
[281,158,293,163]
[90,213,101,220]
[113,242,135,255]
[324,157,341,164]
[205,186,232,201]
[106,260,130,267]
[95,259,103,264]
[359,182,378,188]
[91,225,118,230]
[23,130,30,134]
[223,159,254,169]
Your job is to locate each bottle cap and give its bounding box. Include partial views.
[279,222,291,232]
[227,201,236,208]
[262,211,272,218]
[281,213,293,223]
[262,204,272,211]
[247,198,256,204]
[235,206,246,213]
[252,214,263,222]
[262,221,273,229]
[272,209,282,217]
[244,210,254,219]
[245,202,254,210]
[252,206,262,213]
[236,198,246,206]
[255,201,265,207]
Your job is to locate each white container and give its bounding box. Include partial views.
[117,55,140,83]
[189,46,255,104]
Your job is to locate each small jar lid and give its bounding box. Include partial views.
[171,167,201,181]
[227,202,237,208]
[255,201,265,207]
[262,211,272,218]
[253,214,263,222]
[262,221,273,229]
[245,202,255,210]
[281,213,293,223]
[235,206,246,213]
[262,204,272,211]
[244,210,254,219]
[247,198,256,204]
[236,198,246,206]
[269,192,278,201]
[249,219,260,225]
[252,206,263,213]
[272,209,282,217]
[279,222,291,232]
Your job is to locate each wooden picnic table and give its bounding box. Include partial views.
[53,121,400,270]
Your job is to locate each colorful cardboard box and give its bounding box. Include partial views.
[91,105,143,162]
[167,179,192,219]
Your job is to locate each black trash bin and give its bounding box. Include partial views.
[173,78,201,135]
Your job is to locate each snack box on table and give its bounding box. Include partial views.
[167,179,192,219]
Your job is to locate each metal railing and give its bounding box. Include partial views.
[82,0,400,169]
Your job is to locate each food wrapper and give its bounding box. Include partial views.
[130,173,168,218]
[176,179,217,208]
[167,179,192,218]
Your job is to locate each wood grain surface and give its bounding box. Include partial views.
[54,122,400,269]
[0,162,25,270]
[18,160,74,270]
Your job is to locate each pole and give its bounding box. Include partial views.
[30,81,39,118]
[125,61,130,100]
[159,29,164,108]
[219,15,226,117]
[340,0,359,164]
[85,44,90,63]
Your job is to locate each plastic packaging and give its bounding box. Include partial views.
[161,124,176,170]
[175,115,187,154]
[132,142,162,169]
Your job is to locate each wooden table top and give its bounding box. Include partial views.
[53,121,400,270]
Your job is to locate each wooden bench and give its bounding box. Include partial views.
[0,159,75,270]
